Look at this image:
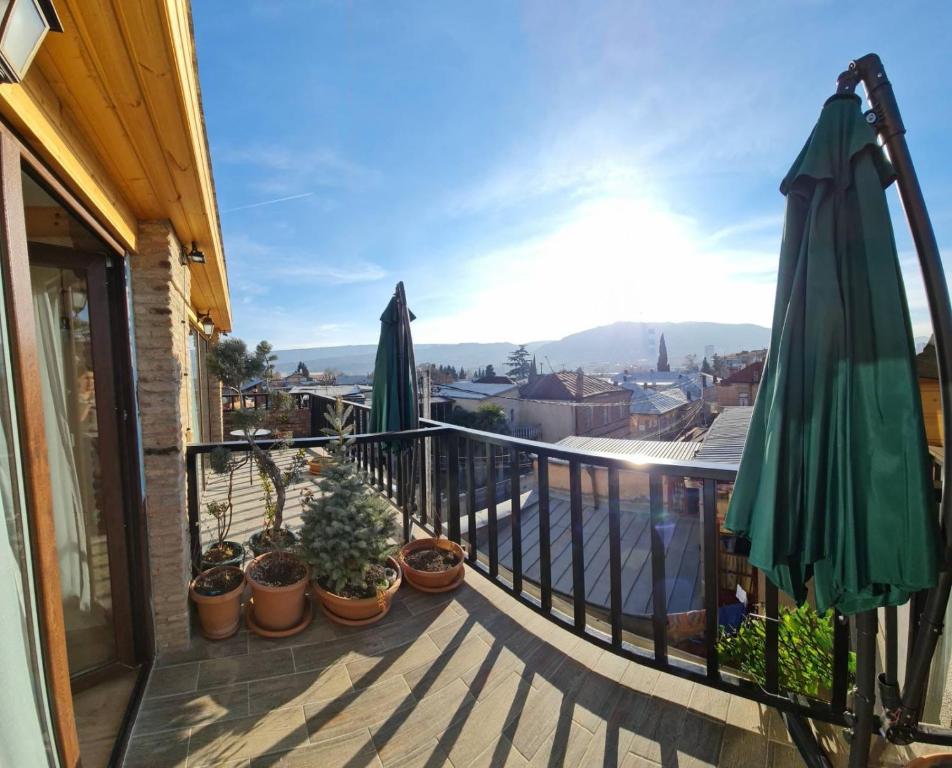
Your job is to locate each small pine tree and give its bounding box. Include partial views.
[299,398,398,595]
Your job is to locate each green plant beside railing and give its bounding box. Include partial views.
[717,602,856,699]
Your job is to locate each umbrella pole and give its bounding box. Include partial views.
[849,611,879,768]
[842,54,952,745]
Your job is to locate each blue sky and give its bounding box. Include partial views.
[193,1,951,350]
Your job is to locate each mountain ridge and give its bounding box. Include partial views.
[272,321,772,375]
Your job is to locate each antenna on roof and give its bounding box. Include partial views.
[544,356,555,373]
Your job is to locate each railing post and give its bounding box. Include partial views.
[649,472,668,663]
[447,432,460,544]
[186,449,201,575]
[608,466,622,648]
[488,444,498,578]
[465,439,476,562]
[702,478,720,679]
[510,445,523,594]
[538,455,552,613]
[569,460,586,632]
[433,434,443,537]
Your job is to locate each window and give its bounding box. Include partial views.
[739,392,750,406]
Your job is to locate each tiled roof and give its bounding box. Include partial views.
[520,371,628,400]
[557,435,701,462]
[719,361,764,385]
[694,406,753,465]
[629,388,689,415]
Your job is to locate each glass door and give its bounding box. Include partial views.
[29,250,136,681]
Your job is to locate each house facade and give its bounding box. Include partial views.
[629,387,699,439]
[716,360,764,408]
[0,3,230,766]
[518,370,632,442]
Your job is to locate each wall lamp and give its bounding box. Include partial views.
[180,241,206,265]
[198,312,215,336]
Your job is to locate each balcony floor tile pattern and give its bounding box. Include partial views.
[126,563,935,767]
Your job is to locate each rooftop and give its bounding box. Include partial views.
[556,435,702,462]
[521,371,630,401]
[718,361,764,386]
[434,381,520,400]
[629,388,691,415]
[695,407,755,465]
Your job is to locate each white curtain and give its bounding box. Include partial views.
[1,298,55,764]
[32,272,90,611]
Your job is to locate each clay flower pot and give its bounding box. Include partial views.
[399,538,465,592]
[245,551,310,636]
[190,566,245,640]
[308,457,327,475]
[313,557,402,626]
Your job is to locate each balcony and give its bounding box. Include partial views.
[146,396,947,767]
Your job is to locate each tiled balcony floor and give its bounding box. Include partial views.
[122,561,936,768]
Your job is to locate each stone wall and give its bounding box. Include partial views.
[130,220,192,651]
[207,368,224,443]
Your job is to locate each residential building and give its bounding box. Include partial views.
[629,387,700,438]
[518,370,632,442]
[0,4,230,765]
[716,360,764,407]
[917,337,943,447]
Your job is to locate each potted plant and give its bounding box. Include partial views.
[207,339,306,556]
[300,398,401,625]
[244,547,311,637]
[397,445,466,594]
[200,446,245,570]
[189,565,245,640]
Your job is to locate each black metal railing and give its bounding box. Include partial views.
[185,393,952,751]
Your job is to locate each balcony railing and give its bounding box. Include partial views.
[185,392,952,755]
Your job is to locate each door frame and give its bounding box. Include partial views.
[0,124,153,766]
[29,246,138,686]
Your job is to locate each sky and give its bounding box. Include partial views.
[192,1,952,350]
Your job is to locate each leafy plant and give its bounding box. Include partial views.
[298,397,398,595]
[204,446,238,551]
[717,602,856,699]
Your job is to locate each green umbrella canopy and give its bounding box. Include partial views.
[370,282,419,435]
[726,94,939,615]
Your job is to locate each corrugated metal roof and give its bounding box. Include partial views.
[520,371,628,400]
[694,406,753,464]
[629,388,689,415]
[434,382,519,400]
[556,435,701,461]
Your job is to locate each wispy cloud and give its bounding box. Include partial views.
[220,144,379,194]
[222,192,315,213]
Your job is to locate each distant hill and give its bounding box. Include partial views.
[273,321,771,375]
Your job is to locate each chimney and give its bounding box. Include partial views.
[575,367,585,402]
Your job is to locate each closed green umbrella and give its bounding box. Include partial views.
[726,94,939,615]
[370,281,419,435]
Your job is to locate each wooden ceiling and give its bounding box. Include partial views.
[0,0,231,330]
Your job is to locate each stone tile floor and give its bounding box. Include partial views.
[125,563,941,767]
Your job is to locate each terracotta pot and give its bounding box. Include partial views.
[313,557,402,625]
[248,527,298,557]
[190,566,246,640]
[906,756,952,767]
[200,540,246,571]
[399,538,465,592]
[245,551,310,634]
[308,458,327,475]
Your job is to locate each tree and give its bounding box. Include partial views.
[458,367,466,380]
[447,403,509,434]
[506,345,532,379]
[529,356,538,379]
[711,353,728,378]
[299,398,397,595]
[207,337,305,546]
[657,333,670,372]
[683,353,698,372]
[701,357,714,375]
[296,361,310,378]
[484,364,496,378]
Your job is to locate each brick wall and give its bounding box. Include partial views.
[207,369,224,442]
[223,406,310,437]
[130,220,192,651]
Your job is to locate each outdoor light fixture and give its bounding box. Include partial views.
[0,0,62,84]
[199,313,215,336]
[180,241,207,265]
